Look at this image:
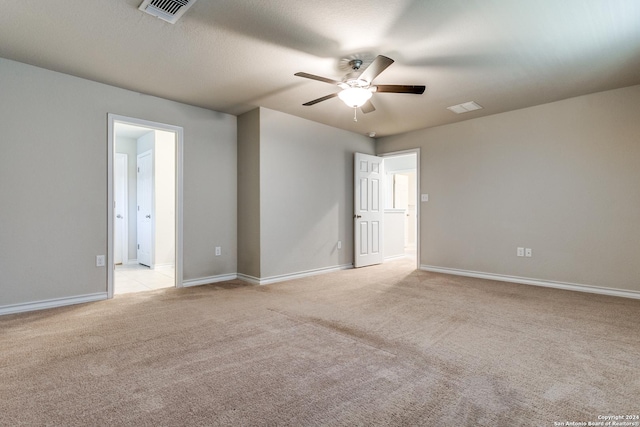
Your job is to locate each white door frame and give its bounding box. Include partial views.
[107,114,184,298]
[380,148,421,270]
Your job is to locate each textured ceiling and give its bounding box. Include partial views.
[1,0,639,137]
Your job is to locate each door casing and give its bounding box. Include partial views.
[380,149,421,270]
[107,114,184,298]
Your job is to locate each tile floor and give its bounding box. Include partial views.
[114,263,175,295]
[405,244,417,258]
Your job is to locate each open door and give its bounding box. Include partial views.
[354,152,384,268]
[137,150,153,267]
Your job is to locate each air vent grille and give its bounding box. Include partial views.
[446,101,483,114]
[139,0,197,24]
[151,0,188,15]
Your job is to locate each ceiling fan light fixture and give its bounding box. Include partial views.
[338,87,372,108]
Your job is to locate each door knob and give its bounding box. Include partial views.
[146,215,151,219]
[116,214,123,219]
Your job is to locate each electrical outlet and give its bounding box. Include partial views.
[215,246,221,256]
[421,194,429,202]
[525,248,532,257]
[517,247,525,257]
[96,255,105,267]
[337,241,342,249]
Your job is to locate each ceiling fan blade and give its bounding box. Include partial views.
[359,55,394,83]
[361,100,376,114]
[294,72,341,85]
[375,85,426,94]
[302,93,338,106]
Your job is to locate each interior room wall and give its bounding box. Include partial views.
[137,131,154,154]
[383,211,405,258]
[154,130,176,267]
[376,85,640,293]
[259,108,376,279]
[0,57,236,309]
[237,108,261,278]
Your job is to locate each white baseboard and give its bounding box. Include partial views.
[182,273,238,288]
[236,273,260,285]
[0,292,108,316]
[153,263,175,269]
[1,264,352,315]
[238,263,354,286]
[127,259,138,265]
[420,265,640,300]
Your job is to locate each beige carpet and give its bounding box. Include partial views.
[1,258,639,426]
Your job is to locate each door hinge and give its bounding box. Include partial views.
[137,167,140,173]
[138,244,140,249]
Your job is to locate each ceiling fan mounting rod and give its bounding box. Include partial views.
[349,59,363,70]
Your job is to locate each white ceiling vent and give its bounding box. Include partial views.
[447,101,483,114]
[139,0,197,24]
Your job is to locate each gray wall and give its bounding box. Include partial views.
[377,85,640,292]
[0,58,237,307]
[237,107,376,279]
[259,108,375,278]
[237,108,262,278]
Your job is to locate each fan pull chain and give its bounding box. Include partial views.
[353,107,358,122]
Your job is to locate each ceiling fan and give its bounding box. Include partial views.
[295,55,425,121]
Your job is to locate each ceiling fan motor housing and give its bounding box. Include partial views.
[349,59,363,70]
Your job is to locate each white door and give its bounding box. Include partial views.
[137,150,153,267]
[114,153,128,264]
[354,153,384,268]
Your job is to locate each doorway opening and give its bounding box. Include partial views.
[381,150,419,268]
[107,115,184,297]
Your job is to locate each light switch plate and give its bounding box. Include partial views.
[421,194,429,202]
